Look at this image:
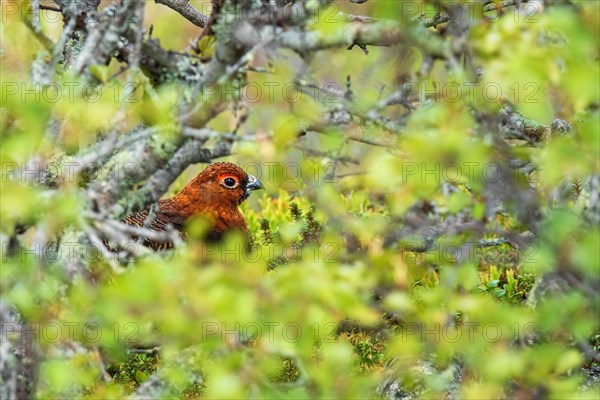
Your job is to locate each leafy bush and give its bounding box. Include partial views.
[1,1,598,399]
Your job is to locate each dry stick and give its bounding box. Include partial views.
[190,0,223,51]
[182,128,257,142]
[108,65,130,80]
[344,13,377,23]
[71,1,140,75]
[72,127,159,174]
[128,1,145,71]
[102,220,177,245]
[155,0,209,28]
[273,19,454,58]
[128,346,161,354]
[375,84,419,111]
[483,0,533,13]
[293,145,361,166]
[92,347,113,383]
[30,0,41,30]
[295,79,404,136]
[49,17,75,69]
[180,45,261,121]
[88,215,175,261]
[86,211,180,246]
[421,13,451,28]
[419,0,535,28]
[22,6,54,51]
[39,4,61,12]
[137,203,159,246]
[81,223,127,274]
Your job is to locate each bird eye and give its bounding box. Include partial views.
[223,177,237,188]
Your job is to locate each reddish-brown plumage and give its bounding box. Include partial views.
[123,162,263,250]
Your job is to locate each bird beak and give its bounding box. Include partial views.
[245,175,264,195]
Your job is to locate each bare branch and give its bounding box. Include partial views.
[272,20,454,57]
[155,0,209,28]
[39,4,61,12]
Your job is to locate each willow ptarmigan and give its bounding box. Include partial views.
[122,162,264,250]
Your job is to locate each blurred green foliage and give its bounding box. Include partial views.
[1,0,599,399]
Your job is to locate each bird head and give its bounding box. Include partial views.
[185,162,264,207]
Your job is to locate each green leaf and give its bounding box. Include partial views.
[135,370,148,384]
[488,280,500,288]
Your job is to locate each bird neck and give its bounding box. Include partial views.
[167,185,210,218]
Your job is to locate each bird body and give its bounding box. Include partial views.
[122,162,263,250]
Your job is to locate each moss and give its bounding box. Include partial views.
[108,352,160,392]
[270,357,302,384]
[146,133,180,161]
[346,331,386,373]
[64,31,86,61]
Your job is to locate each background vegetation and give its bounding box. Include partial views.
[1,0,599,398]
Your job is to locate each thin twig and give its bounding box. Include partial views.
[85,211,181,247]
[39,4,61,12]
[81,223,128,274]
